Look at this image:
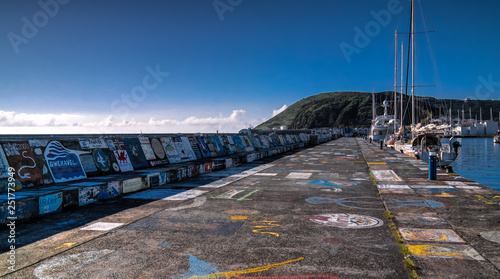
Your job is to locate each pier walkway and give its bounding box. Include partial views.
[2,137,500,278]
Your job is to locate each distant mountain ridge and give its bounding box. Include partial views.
[256,91,500,129]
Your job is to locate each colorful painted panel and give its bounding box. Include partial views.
[408,244,485,260]
[399,228,464,243]
[93,149,111,172]
[241,136,255,152]
[232,136,246,153]
[122,177,145,194]
[123,138,150,169]
[43,141,89,183]
[161,137,182,163]
[3,142,43,184]
[203,136,218,157]
[28,140,54,185]
[173,137,190,161]
[97,181,122,200]
[39,192,63,215]
[196,137,212,158]
[78,138,108,149]
[150,138,166,159]
[187,136,203,159]
[211,136,226,157]
[138,136,156,160]
[181,136,197,161]
[0,146,11,178]
[113,149,134,172]
[80,154,98,173]
[78,186,100,206]
[106,138,134,172]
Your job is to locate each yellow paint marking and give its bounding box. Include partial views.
[367,162,387,165]
[230,215,248,220]
[408,245,462,259]
[251,230,280,237]
[252,220,281,237]
[475,195,498,205]
[54,243,76,250]
[436,192,455,198]
[321,161,328,164]
[195,257,304,278]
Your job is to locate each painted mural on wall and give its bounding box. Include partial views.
[187,136,203,159]
[3,142,43,185]
[232,136,246,153]
[210,136,226,157]
[78,138,108,149]
[44,141,89,183]
[107,138,134,172]
[0,146,10,178]
[181,137,197,161]
[160,137,182,163]
[203,136,218,157]
[173,137,191,161]
[138,136,156,160]
[93,149,110,172]
[196,137,212,158]
[150,138,166,159]
[28,139,54,184]
[39,192,63,215]
[148,138,170,166]
[123,138,150,169]
[80,154,98,173]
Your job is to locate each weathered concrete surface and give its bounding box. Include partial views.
[1,137,500,278]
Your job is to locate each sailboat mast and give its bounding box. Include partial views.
[394,30,398,133]
[372,88,375,121]
[411,0,415,138]
[400,41,404,133]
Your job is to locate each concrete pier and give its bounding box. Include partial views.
[1,137,500,278]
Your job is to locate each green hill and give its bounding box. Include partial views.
[256,91,500,129]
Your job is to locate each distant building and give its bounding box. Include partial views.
[453,120,498,136]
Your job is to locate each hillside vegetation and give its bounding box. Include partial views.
[256,91,500,129]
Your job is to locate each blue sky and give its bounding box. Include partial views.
[1,0,499,134]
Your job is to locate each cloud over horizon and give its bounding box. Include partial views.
[0,110,266,134]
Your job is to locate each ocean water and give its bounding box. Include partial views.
[451,138,500,191]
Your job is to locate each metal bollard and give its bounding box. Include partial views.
[380,140,383,150]
[429,150,437,180]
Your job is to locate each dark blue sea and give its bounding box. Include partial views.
[451,138,500,191]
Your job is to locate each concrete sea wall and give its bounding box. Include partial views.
[0,131,334,224]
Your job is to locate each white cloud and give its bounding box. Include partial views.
[272,105,287,117]
[0,110,265,134]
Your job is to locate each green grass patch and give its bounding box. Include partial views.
[384,210,394,219]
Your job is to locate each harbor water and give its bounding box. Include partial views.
[451,138,500,191]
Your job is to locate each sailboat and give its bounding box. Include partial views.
[393,0,460,167]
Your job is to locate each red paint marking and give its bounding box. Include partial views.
[234,275,340,279]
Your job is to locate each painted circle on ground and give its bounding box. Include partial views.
[92,149,110,172]
[480,231,500,243]
[304,213,384,229]
[150,138,166,159]
[112,162,120,172]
